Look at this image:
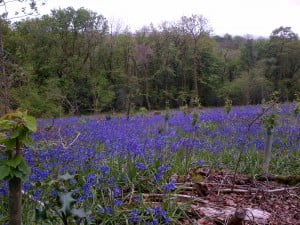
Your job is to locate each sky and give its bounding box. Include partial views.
[2,0,300,37]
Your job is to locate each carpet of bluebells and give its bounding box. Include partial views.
[0,104,299,224]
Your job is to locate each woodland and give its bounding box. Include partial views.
[0,7,299,117]
[0,3,300,225]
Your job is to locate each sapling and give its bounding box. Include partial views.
[262,113,277,175]
[232,93,278,188]
[0,110,37,225]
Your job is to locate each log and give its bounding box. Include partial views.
[256,174,300,185]
[143,193,270,224]
[191,205,270,224]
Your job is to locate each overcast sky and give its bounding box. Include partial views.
[3,0,300,37]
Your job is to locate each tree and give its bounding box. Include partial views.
[266,27,300,101]
[0,111,37,225]
[0,0,46,114]
[134,42,154,110]
[179,14,212,105]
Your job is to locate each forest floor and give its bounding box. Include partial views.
[153,167,300,225]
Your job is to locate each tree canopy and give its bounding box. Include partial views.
[0,7,299,117]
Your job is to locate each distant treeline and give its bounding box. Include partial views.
[0,7,299,117]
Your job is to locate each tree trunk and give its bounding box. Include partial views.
[9,139,22,225]
[262,130,273,175]
[126,94,132,120]
[144,66,151,110]
[9,178,22,225]
[145,87,151,110]
[192,46,199,100]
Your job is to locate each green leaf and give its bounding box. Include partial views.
[0,165,10,179]
[10,128,22,139]
[58,192,76,216]
[23,137,34,149]
[12,170,26,180]
[0,120,16,131]
[18,160,31,175]
[3,139,16,151]
[59,172,74,181]
[6,155,24,168]
[23,115,37,132]
[0,133,7,144]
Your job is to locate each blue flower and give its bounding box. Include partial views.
[100,166,110,177]
[134,195,141,202]
[113,186,122,198]
[135,162,147,171]
[51,189,58,197]
[164,217,171,224]
[197,160,204,165]
[114,199,123,206]
[129,209,140,223]
[162,180,176,192]
[0,188,7,196]
[105,207,113,214]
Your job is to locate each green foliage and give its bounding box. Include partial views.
[1,10,300,117]
[0,110,36,180]
[32,173,91,225]
[219,71,273,105]
[12,84,63,118]
[138,107,148,116]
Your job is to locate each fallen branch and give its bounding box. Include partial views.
[177,184,300,194]
[142,193,209,204]
[58,127,81,149]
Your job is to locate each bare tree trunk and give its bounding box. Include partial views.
[126,94,132,120]
[9,138,22,225]
[145,83,151,110]
[262,130,273,175]
[192,46,199,100]
[144,66,151,110]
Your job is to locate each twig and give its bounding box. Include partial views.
[58,127,81,149]
[217,174,228,196]
[142,193,209,204]
[128,184,135,204]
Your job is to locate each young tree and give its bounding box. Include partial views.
[0,111,37,225]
